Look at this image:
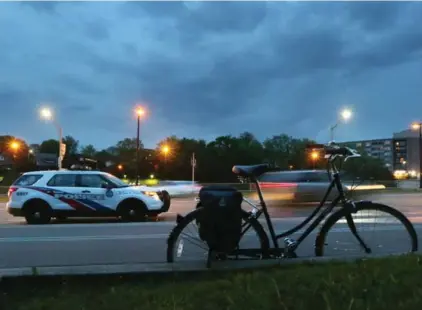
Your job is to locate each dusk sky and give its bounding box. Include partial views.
[1,1,422,150]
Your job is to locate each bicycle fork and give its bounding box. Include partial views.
[345,212,372,254]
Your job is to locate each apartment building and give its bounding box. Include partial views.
[339,127,422,175]
[392,129,420,173]
[342,139,394,169]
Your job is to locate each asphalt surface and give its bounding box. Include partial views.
[1,193,422,269]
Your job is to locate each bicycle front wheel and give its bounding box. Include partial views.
[166,207,270,263]
[315,202,418,257]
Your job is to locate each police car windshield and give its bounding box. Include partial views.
[103,173,129,188]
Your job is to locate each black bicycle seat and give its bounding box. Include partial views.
[232,164,269,178]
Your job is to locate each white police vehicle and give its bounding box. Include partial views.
[6,170,171,224]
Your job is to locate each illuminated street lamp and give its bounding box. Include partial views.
[330,108,353,141]
[40,107,63,170]
[9,141,20,152]
[9,141,20,159]
[134,106,146,186]
[411,121,422,189]
[161,145,170,162]
[310,150,319,169]
[117,164,123,170]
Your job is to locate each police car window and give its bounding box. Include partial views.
[47,174,77,187]
[13,174,43,186]
[80,175,110,188]
[102,173,128,187]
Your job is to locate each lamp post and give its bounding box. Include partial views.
[28,149,33,160]
[40,107,63,170]
[135,107,145,186]
[310,150,319,169]
[330,108,352,141]
[411,122,422,189]
[9,141,20,160]
[161,145,170,163]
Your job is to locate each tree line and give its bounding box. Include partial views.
[0,132,393,182]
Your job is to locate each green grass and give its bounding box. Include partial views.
[2,255,422,310]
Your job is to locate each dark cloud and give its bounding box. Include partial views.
[63,104,93,113]
[346,1,409,31]
[122,1,188,18]
[0,88,28,106]
[346,27,422,74]
[83,19,110,41]
[1,1,422,148]
[57,75,102,95]
[20,1,59,14]
[178,2,268,33]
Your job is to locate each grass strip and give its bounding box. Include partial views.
[1,255,422,310]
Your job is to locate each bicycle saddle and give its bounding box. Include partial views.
[232,164,269,178]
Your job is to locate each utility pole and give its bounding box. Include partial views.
[136,115,140,186]
[419,124,422,189]
[191,152,196,192]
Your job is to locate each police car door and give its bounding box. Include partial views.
[76,174,113,213]
[46,173,79,211]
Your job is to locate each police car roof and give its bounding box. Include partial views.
[23,170,107,175]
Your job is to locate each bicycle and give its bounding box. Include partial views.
[166,143,418,267]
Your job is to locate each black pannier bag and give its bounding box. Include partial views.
[197,185,243,253]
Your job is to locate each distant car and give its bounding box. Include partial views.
[251,170,348,205]
[150,180,201,197]
[6,170,170,224]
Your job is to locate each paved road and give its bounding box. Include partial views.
[0,193,421,269]
[1,192,422,225]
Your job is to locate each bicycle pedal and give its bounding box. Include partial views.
[284,237,297,248]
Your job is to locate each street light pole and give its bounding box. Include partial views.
[330,123,338,141]
[57,122,63,170]
[330,108,352,142]
[39,107,63,170]
[419,124,422,189]
[134,107,145,186]
[410,122,422,189]
[136,114,140,186]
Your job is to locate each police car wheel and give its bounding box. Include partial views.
[119,200,147,222]
[25,206,52,225]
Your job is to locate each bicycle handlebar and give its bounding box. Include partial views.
[307,142,361,161]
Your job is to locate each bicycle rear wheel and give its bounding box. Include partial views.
[166,207,270,263]
[315,202,418,257]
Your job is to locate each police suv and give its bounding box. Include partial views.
[6,170,171,224]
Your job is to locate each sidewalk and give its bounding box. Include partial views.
[0,252,402,279]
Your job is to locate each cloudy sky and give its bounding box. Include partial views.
[1,1,422,150]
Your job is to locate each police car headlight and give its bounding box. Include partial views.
[142,191,160,200]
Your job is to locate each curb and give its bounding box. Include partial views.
[0,253,407,279]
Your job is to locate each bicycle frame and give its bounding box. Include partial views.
[241,164,349,254]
